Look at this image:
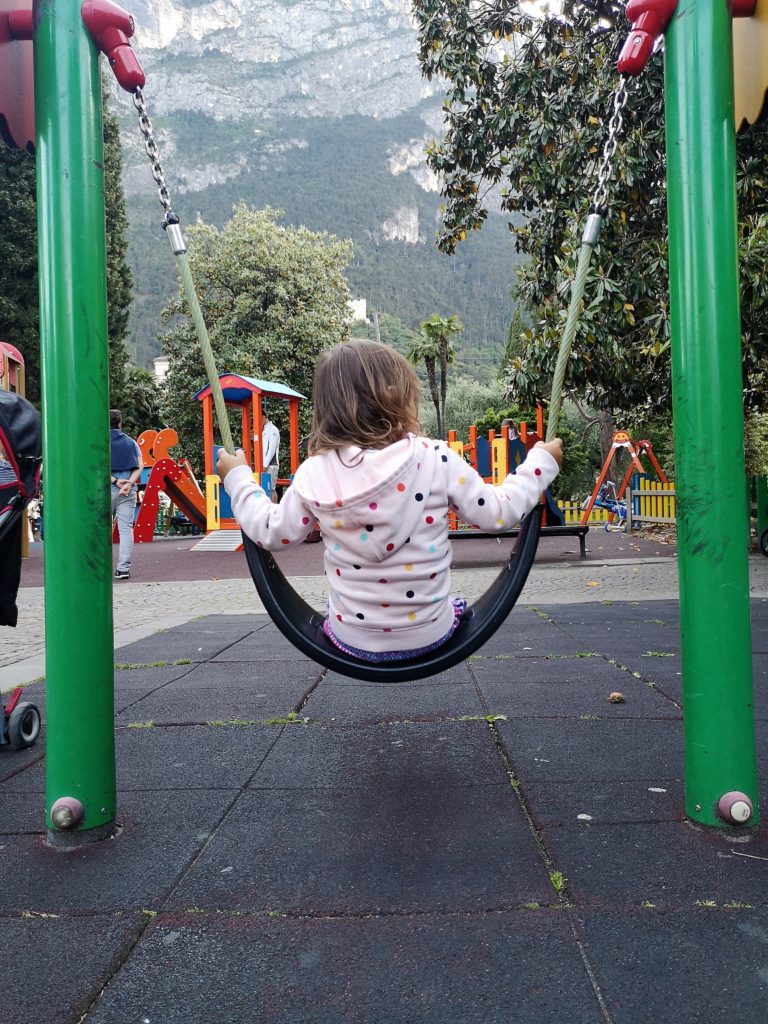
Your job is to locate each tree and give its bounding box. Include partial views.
[160,205,353,466]
[412,0,768,418]
[498,305,525,379]
[0,71,135,408]
[0,146,39,402]
[407,313,463,439]
[102,77,133,409]
[119,365,163,438]
[418,374,505,438]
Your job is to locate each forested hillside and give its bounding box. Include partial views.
[117,0,523,382]
[123,107,520,380]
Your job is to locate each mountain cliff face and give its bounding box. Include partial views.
[119,0,517,375]
[129,0,439,120]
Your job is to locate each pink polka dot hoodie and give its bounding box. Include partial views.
[223,434,559,653]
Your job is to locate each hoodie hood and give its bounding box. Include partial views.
[292,435,440,563]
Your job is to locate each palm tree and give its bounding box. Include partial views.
[408,314,463,439]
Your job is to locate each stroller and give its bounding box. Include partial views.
[0,389,42,750]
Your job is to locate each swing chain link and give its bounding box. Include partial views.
[132,86,174,224]
[591,76,629,213]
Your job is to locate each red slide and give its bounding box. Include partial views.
[132,458,207,543]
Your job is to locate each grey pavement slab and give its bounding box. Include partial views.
[473,632,598,658]
[0,724,281,793]
[0,790,46,831]
[497,718,684,782]
[574,908,768,1024]
[542,821,768,908]
[114,684,314,725]
[3,913,146,1024]
[113,663,198,688]
[253,721,505,790]
[166,785,555,915]
[211,635,315,662]
[84,909,605,1024]
[523,780,685,828]
[163,658,322,690]
[0,789,235,914]
[469,653,626,684]
[476,675,681,719]
[0,745,44,784]
[304,672,486,723]
[115,630,248,664]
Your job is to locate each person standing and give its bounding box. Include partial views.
[261,408,280,504]
[110,409,142,580]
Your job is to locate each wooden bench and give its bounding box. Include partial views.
[451,523,590,559]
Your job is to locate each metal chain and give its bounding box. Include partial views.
[591,76,629,212]
[132,86,173,223]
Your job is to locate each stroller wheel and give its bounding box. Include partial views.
[761,528,768,558]
[7,701,41,750]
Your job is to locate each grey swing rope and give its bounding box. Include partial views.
[132,77,628,681]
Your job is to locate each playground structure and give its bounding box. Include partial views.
[0,341,25,395]
[0,0,762,839]
[130,427,206,542]
[447,411,591,558]
[194,374,304,549]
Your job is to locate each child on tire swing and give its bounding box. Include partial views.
[217,339,562,663]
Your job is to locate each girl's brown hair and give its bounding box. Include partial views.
[308,339,421,455]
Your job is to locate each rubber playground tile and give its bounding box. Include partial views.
[0,788,235,914]
[573,908,768,1024]
[115,632,243,665]
[0,790,46,830]
[253,720,506,790]
[522,779,684,829]
[113,724,280,790]
[112,663,198,689]
[496,718,684,782]
[166,784,554,915]
[541,820,768,908]
[549,605,680,626]
[476,675,681,720]
[84,909,605,1024]
[172,613,267,630]
[3,912,146,1024]
[211,632,315,662]
[160,658,322,690]
[469,653,636,684]
[304,677,486,724]
[0,745,44,785]
[473,631,597,658]
[114,685,310,726]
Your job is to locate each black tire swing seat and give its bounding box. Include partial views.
[242,503,543,683]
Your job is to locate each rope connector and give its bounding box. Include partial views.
[162,210,186,255]
[582,212,604,247]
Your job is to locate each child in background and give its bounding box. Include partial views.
[217,339,562,663]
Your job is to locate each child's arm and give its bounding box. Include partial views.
[445,441,561,531]
[219,458,317,549]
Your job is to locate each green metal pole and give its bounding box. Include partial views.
[35,1,116,844]
[664,0,759,827]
